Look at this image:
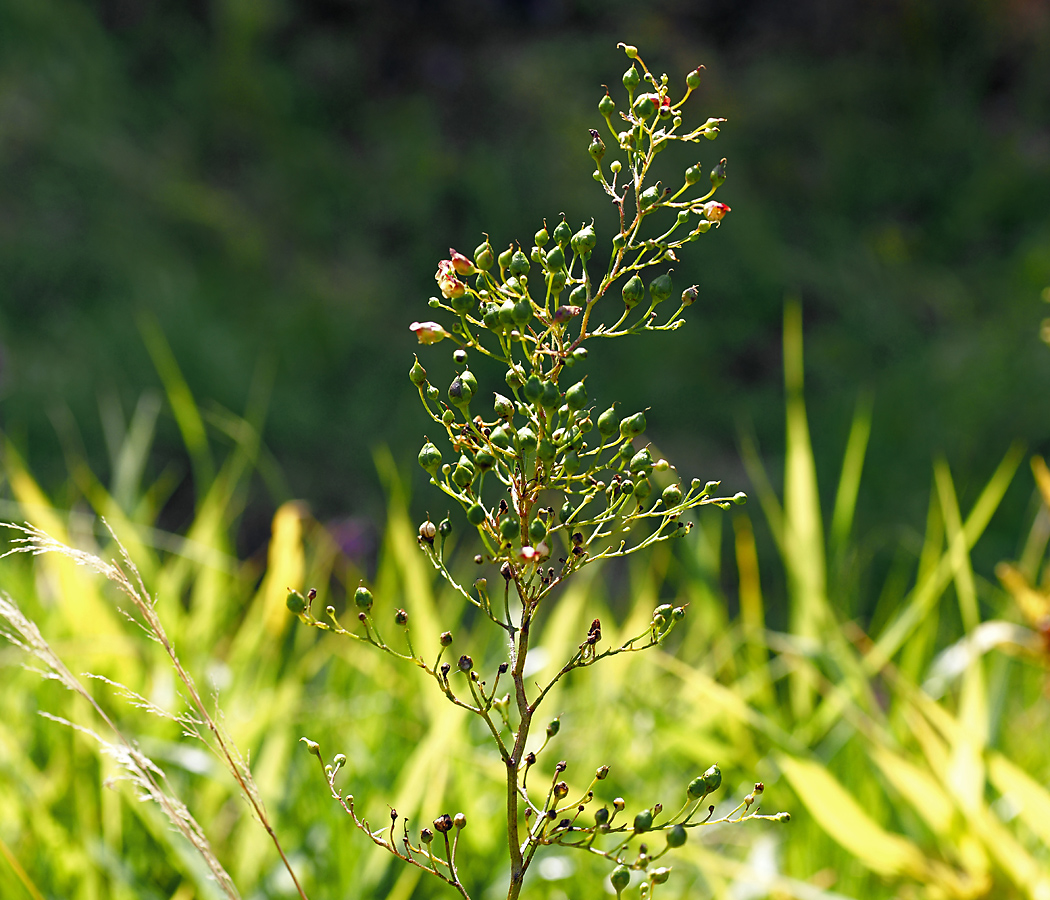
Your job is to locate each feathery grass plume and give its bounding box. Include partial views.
[0,521,310,900]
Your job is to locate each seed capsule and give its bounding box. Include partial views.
[595,806,610,825]
[553,219,573,247]
[622,275,644,308]
[597,406,619,436]
[650,867,670,885]
[418,441,442,475]
[622,65,640,90]
[458,655,473,672]
[449,374,473,407]
[710,158,727,188]
[529,518,548,543]
[649,272,673,305]
[633,477,652,500]
[454,812,467,830]
[599,92,616,118]
[516,426,538,452]
[420,827,434,844]
[611,865,631,893]
[629,447,654,474]
[524,374,543,402]
[684,164,701,185]
[565,380,588,410]
[354,586,374,611]
[545,244,565,270]
[666,823,687,847]
[546,717,560,737]
[498,246,514,271]
[466,503,486,526]
[633,809,653,833]
[286,590,306,614]
[434,814,453,834]
[638,184,661,209]
[490,426,511,449]
[662,483,683,507]
[509,249,530,276]
[570,223,596,256]
[703,764,722,792]
[499,516,519,541]
[619,411,647,438]
[686,66,703,89]
[409,356,427,386]
[395,608,409,625]
[540,381,561,411]
[681,285,699,306]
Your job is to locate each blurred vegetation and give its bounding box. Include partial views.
[1,1,1048,616]
[1,309,1048,899]
[2,2,1050,896]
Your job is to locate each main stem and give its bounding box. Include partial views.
[506,598,535,900]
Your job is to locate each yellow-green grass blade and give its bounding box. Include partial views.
[829,393,872,563]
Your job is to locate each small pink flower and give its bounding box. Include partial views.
[409,321,449,345]
[449,248,475,276]
[435,259,467,299]
[703,201,731,222]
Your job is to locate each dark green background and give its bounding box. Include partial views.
[2,0,1049,615]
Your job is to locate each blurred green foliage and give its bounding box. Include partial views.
[1,1,1049,615]
[1,310,1048,899]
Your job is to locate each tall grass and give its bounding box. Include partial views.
[1,310,1048,899]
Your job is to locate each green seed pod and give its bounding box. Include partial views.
[546,716,560,737]
[653,612,667,630]
[568,284,587,306]
[523,374,543,402]
[452,461,474,488]
[559,501,574,524]
[598,406,619,436]
[460,369,478,395]
[438,516,452,538]
[595,806,610,826]
[490,426,511,449]
[493,393,515,418]
[529,517,547,543]
[633,93,657,119]
[505,366,524,390]
[409,356,426,386]
[553,219,573,247]
[547,268,567,294]
[710,158,727,188]
[684,164,701,185]
[703,764,722,792]
[639,184,661,209]
[633,477,652,501]
[474,240,494,270]
[420,827,433,844]
[545,244,565,271]
[512,299,532,326]
[649,272,673,305]
[578,415,593,433]
[516,426,538,452]
[286,590,306,614]
[599,92,616,118]
[565,381,587,410]
[483,303,501,328]
[499,516,518,541]
[687,776,707,799]
[672,606,685,620]
[498,297,517,326]
[441,408,455,426]
[662,483,683,507]
[426,384,440,402]
[540,381,561,410]
[530,245,543,266]
[629,447,654,474]
[666,824,687,848]
[620,478,635,495]
[509,249,530,276]
[535,225,549,247]
[466,503,486,526]
[732,491,747,505]
[498,246,514,271]
[650,867,670,885]
[562,449,582,475]
[589,132,606,163]
[354,586,374,611]
[611,865,631,894]
[570,223,596,256]
[504,276,520,294]
[449,375,473,407]
[418,441,442,475]
[572,346,588,362]
[633,809,653,833]
[537,438,556,462]
[622,65,640,90]
[622,275,645,308]
[681,285,699,306]
[686,66,703,90]
[620,411,647,438]
[450,292,473,314]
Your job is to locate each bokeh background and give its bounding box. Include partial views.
[3,0,1049,601]
[3,2,1050,899]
